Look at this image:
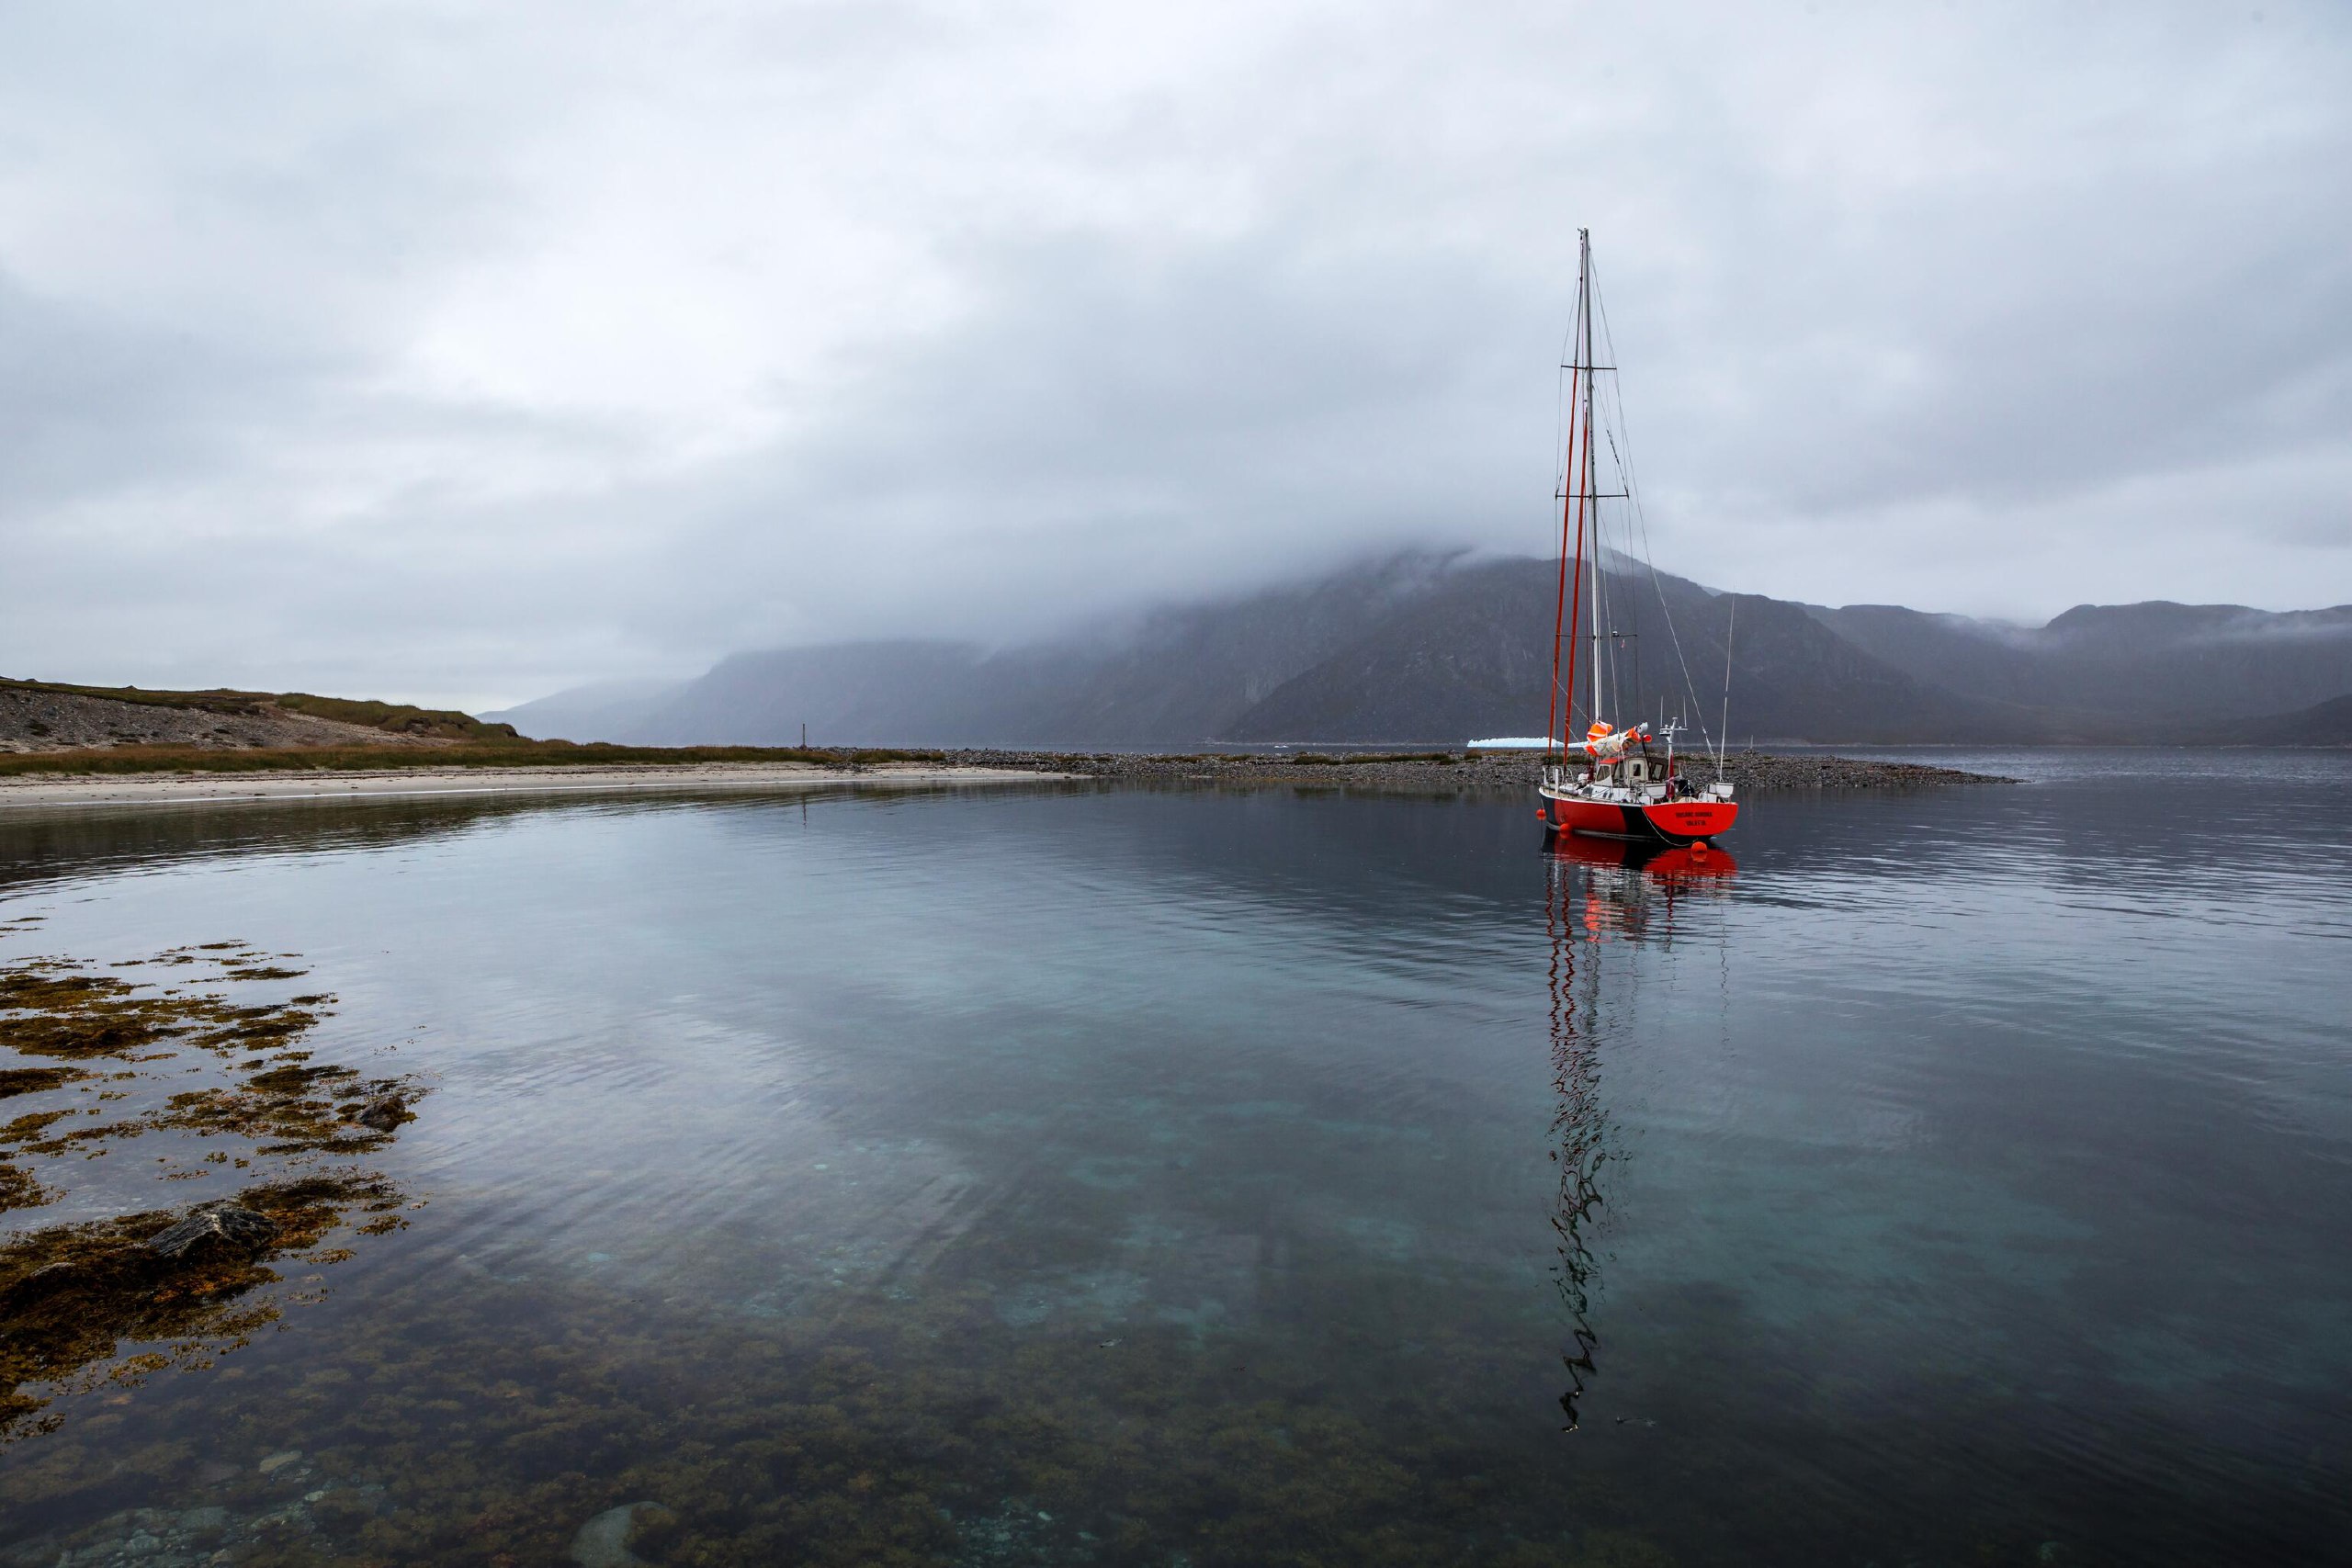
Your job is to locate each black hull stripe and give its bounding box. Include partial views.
[1545,804,1710,847]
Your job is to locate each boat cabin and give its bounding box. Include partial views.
[1544,753,1736,806]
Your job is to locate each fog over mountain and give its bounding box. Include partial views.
[4,4,2347,709]
[485,554,2352,748]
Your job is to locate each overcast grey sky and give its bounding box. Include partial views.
[5,1,2347,707]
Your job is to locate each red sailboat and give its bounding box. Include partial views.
[1537,230,1738,847]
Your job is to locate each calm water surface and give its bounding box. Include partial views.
[1,753,2347,1566]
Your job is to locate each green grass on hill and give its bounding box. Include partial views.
[2,676,521,742]
[0,741,943,778]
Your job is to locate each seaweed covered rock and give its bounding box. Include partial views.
[354,1094,411,1131]
[0,942,421,1438]
[144,1202,277,1260]
[0,1159,49,1213]
[1,1177,396,1437]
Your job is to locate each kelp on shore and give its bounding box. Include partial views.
[0,932,417,1440]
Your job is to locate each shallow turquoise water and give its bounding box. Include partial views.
[1,754,2347,1565]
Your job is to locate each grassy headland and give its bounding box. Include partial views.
[1,676,516,741]
[0,677,930,776]
[0,740,934,778]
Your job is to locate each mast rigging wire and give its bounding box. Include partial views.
[1589,258,1720,764]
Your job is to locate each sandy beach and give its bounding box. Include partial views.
[0,761,1070,808]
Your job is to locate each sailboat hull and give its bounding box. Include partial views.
[1541,791,1738,845]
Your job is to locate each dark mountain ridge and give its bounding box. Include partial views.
[1220,559,2025,745]
[485,555,2352,748]
[1809,601,2352,724]
[608,554,1461,749]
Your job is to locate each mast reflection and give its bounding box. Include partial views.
[1544,833,1736,1429]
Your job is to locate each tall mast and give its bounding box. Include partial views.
[1547,420,1580,752]
[1560,230,1592,751]
[1582,234,1602,728]
[1547,338,1583,754]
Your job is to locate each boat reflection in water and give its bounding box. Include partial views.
[1544,832,1736,1429]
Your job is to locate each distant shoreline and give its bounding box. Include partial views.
[995,750,2019,791]
[0,749,2013,809]
[0,761,1068,808]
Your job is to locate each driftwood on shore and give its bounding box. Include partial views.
[933,749,2017,793]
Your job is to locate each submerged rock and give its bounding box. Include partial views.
[570,1501,674,1568]
[354,1094,411,1131]
[145,1203,276,1260]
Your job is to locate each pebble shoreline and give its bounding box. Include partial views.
[938,748,2018,793]
[0,750,2016,808]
